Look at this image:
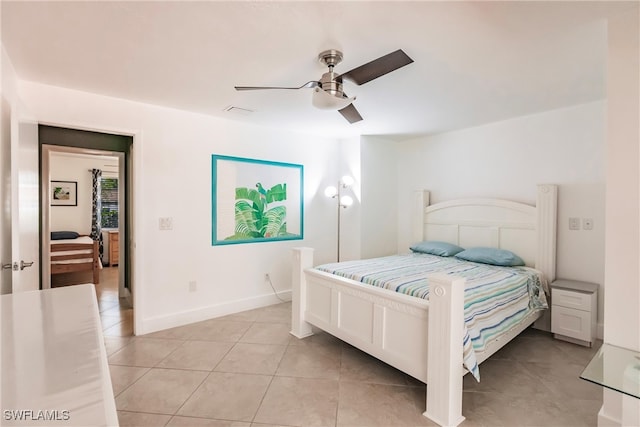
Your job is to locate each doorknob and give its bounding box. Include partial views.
[1,263,15,271]
[20,261,34,270]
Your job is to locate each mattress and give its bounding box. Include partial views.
[315,253,548,380]
[51,236,97,265]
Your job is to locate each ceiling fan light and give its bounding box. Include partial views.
[312,87,355,111]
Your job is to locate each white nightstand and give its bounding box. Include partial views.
[551,279,598,347]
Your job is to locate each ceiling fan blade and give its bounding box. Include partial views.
[235,81,320,91]
[340,50,413,86]
[338,103,363,124]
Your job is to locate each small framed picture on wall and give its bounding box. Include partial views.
[51,181,77,206]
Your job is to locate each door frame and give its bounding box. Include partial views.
[41,145,125,290]
[38,122,143,335]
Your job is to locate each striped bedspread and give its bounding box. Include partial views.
[315,253,548,381]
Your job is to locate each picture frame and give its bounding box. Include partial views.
[51,181,78,206]
[212,155,303,245]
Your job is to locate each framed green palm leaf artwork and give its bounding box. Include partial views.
[212,155,303,245]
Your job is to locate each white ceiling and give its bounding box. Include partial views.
[2,1,634,139]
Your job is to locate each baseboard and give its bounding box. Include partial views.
[138,290,291,335]
[124,287,132,307]
[597,322,604,340]
[598,405,621,426]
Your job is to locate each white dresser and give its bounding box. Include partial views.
[1,284,118,426]
[551,279,598,347]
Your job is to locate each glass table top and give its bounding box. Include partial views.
[580,343,640,400]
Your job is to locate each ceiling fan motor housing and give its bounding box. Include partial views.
[319,70,344,97]
[317,49,346,98]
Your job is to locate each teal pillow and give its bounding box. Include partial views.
[410,241,464,257]
[454,247,525,266]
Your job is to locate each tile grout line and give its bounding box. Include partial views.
[170,368,212,421]
[169,318,258,423]
[248,313,292,426]
[109,366,151,400]
[335,343,345,427]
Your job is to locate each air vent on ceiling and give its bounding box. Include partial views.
[223,106,254,115]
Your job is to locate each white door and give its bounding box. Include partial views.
[0,102,39,293]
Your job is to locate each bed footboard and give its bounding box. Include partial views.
[291,247,465,427]
[50,239,100,285]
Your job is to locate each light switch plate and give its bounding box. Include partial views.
[569,217,580,230]
[159,217,173,230]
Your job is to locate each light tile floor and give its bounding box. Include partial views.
[95,270,603,427]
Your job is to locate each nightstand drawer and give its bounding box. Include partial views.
[108,231,119,266]
[551,305,591,342]
[552,288,592,311]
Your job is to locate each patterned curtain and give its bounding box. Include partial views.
[90,169,104,261]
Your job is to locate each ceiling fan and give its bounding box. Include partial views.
[234,49,414,124]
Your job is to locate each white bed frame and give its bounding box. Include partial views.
[291,184,557,427]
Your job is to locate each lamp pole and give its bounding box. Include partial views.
[337,182,343,262]
[325,176,354,263]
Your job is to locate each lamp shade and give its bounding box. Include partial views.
[312,88,355,110]
[340,195,354,207]
[324,186,338,198]
[341,175,354,187]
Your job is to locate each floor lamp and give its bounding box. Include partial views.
[325,176,354,262]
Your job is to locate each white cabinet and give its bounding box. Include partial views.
[551,279,598,347]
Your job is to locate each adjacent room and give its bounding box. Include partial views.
[1,1,638,427]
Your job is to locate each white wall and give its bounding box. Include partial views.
[337,136,362,262]
[19,81,356,334]
[360,135,398,259]
[601,8,640,426]
[603,6,640,353]
[49,153,118,234]
[394,101,606,330]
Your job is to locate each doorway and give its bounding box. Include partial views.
[40,125,134,334]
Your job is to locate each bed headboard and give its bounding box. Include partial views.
[412,184,557,281]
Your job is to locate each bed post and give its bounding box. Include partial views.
[92,240,100,284]
[424,273,465,427]
[536,184,558,283]
[412,190,430,244]
[290,247,314,339]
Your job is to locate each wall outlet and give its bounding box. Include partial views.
[188,281,197,292]
[583,218,594,230]
[569,217,580,230]
[159,217,173,230]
